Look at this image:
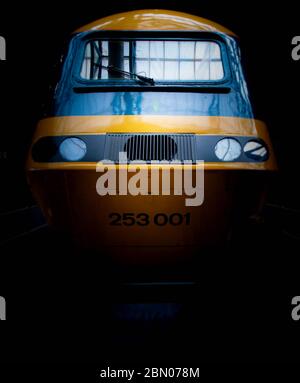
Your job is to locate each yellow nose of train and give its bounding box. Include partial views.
[26,10,277,265]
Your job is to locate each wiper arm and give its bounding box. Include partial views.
[101,64,155,85]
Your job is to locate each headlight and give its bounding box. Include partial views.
[59,137,87,161]
[243,140,268,161]
[214,138,242,161]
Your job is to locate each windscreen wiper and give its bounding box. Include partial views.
[101,64,155,85]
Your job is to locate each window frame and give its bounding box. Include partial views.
[72,31,233,88]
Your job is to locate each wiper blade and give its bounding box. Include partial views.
[101,64,155,85]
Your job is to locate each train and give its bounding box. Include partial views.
[26,9,277,267]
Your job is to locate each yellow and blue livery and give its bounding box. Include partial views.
[26,10,277,265]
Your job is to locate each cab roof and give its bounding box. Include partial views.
[75,9,236,37]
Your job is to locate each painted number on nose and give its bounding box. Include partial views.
[109,212,191,226]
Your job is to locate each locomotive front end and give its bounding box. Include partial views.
[26,10,277,265]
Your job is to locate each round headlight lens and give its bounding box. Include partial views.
[243,140,268,161]
[214,138,242,161]
[59,137,87,161]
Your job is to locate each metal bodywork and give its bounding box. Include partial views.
[26,10,277,263]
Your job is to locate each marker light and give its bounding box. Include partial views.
[214,138,242,161]
[59,137,87,161]
[244,140,268,161]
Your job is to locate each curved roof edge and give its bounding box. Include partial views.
[74,9,236,37]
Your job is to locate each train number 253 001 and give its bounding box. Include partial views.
[109,213,191,226]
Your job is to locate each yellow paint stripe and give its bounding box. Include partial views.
[27,162,276,171]
[33,115,262,139]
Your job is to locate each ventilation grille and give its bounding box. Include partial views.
[103,134,196,163]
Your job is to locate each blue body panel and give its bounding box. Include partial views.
[54,91,253,118]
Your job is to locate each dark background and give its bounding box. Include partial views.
[0,0,299,365]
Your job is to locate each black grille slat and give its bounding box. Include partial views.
[105,133,196,163]
[146,135,150,162]
[183,135,187,160]
[142,136,145,160]
[134,135,137,160]
[159,135,162,161]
